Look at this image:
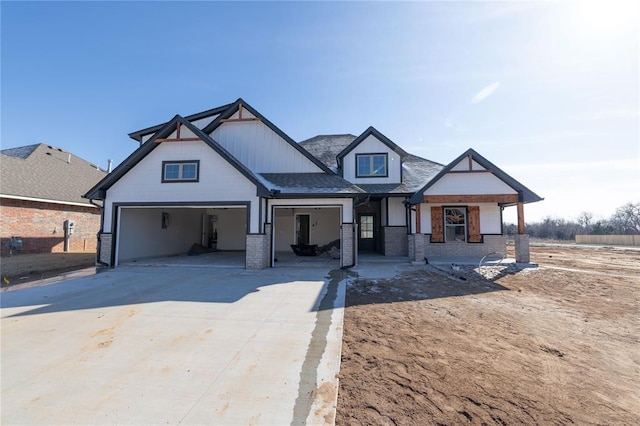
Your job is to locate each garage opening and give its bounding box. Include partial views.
[272,206,341,267]
[115,205,247,266]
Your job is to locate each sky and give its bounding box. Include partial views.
[2,1,639,224]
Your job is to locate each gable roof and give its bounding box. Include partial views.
[299,134,357,171]
[127,102,234,142]
[1,143,106,206]
[409,148,544,204]
[336,126,409,168]
[201,98,335,174]
[84,115,272,200]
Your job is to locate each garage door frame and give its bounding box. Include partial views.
[111,201,251,266]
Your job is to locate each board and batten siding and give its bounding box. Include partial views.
[387,197,407,226]
[342,135,402,184]
[419,203,502,235]
[424,173,517,195]
[212,109,323,174]
[102,140,260,232]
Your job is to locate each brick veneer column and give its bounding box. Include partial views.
[98,233,112,266]
[341,223,354,267]
[514,234,530,263]
[245,230,270,270]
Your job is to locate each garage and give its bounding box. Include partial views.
[114,204,248,265]
[272,205,342,267]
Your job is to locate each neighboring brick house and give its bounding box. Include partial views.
[1,144,107,255]
[85,98,543,269]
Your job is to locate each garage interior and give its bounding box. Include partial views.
[272,206,341,267]
[116,206,247,265]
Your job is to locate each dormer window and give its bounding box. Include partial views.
[356,153,388,177]
[162,160,200,182]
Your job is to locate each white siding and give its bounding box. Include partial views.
[102,140,260,232]
[479,203,502,234]
[387,197,406,226]
[451,158,486,171]
[342,135,402,184]
[212,111,323,173]
[425,173,516,195]
[190,115,219,129]
[418,203,502,234]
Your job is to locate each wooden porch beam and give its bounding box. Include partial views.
[415,203,421,234]
[423,194,519,204]
[517,201,526,234]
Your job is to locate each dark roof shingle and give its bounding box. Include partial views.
[260,173,364,196]
[1,144,107,205]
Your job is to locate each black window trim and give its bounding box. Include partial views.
[161,160,200,183]
[443,205,468,243]
[355,152,389,178]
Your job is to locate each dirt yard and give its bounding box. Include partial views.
[1,252,96,287]
[337,244,640,425]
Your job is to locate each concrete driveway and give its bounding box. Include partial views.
[1,264,348,425]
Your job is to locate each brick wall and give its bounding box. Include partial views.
[1,198,101,256]
[382,226,408,256]
[245,225,270,270]
[423,234,507,259]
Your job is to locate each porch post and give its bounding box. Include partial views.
[514,201,530,263]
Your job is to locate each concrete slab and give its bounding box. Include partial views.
[1,264,347,425]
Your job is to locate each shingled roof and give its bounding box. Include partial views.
[260,173,365,196]
[298,136,444,195]
[298,134,356,171]
[1,144,107,206]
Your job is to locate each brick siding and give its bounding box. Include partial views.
[245,224,271,270]
[341,223,354,267]
[382,226,408,256]
[1,198,101,256]
[422,234,507,259]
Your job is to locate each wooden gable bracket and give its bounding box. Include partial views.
[155,122,201,143]
[220,103,261,123]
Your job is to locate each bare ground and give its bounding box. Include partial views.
[336,245,640,425]
[1,252,96,287]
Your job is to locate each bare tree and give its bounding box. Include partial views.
[577,211,593,231]
[611,202,640,234]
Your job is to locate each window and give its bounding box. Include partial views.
[360,215,374,238]
[444,207,466,242]
[162,160,199,183]
[356,153,388,177]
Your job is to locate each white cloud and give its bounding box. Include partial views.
[471,81,501,104]
[444,118,455,128]
[592,108,640,120]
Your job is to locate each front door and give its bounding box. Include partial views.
[296,214,310,245]
[358,213,376,251]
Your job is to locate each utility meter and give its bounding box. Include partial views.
[64,220,76,235]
